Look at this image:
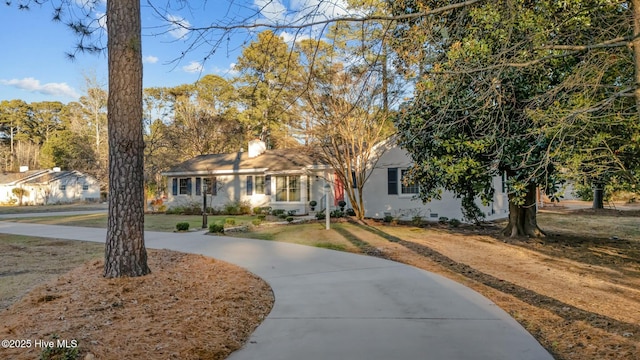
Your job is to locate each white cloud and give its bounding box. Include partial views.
[253,0,288,24]
[290,0,349,19]
[183,61,204,74]
[213,63,239,77]
[280,31,310,45]
[143,55,159,64]
[96,12,107,31]
[167,14,190,39]
[253,0,351,38]
[0,78,80,99]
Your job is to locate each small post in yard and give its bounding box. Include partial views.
[202,182,208,229]
[324,183,331,230]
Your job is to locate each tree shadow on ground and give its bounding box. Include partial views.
[347,223,640,339]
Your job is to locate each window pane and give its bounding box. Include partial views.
[179,178,190,195]
[255,176,265,194]
[289,176,300,202]
[401,170,419,194]
[247,176,253,196]
[388,168,398,195]
[275,176,287,201]
[265,175,271,195]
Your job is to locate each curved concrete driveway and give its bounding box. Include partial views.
[0,221,554,360]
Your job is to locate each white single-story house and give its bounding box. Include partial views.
[163,139,510,222]
[162,139,332,215]
[361,138,509,221]
[0,168,101,205]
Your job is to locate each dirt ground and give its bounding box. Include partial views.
[0,249,273,360]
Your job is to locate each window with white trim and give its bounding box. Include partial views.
[255,175,266,194]
[204,177,217,196]
[401,169,419,194]
[179,178,191,195]
[275,175,300,202]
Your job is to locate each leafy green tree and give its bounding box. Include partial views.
[391,0,572,236]
[235,30,303,148]
[0,99,29,171]
[25,101,65,145]
[40,130,96,171]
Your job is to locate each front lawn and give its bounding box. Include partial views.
[5,213,256,232]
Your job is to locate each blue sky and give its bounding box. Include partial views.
[0,1,349,104]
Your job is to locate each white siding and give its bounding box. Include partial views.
[362,145,509,222]
[166,172,323,215]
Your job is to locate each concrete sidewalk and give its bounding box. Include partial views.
[0,221,554,360]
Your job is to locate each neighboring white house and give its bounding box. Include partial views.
[162,139,510,222]
[361,138,509,222]
[0,168,101,205]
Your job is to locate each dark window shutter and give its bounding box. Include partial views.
[265,175,271,195]
[351,171,357,188]
[172,178,178,196]
[195,177,202,196]
[186,178,192,195]
[388,168,398,195]
[247,176,253,195]
[211,177,217,196]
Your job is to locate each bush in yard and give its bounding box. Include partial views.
[286,216,294,223]
[253,207,263,215]
[176,222,190,231]
[272,209,285,216]
[225,218,236,226]
[165,206,183,215]
[315,212,326,220]
[287,209,297,216]
[383,215,394,223]
[223,201,240,215]
[278,213,287,219]
[412,215,423,226]
[209,223,224,234]
[252,218,262,226]
[257,214,266,221]
[438,216,449,224]
[448,218,461,228]
[330,209,344,218]
[345,208,356,216]
[238,200,252,215]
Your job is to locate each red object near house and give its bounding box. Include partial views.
[334,174,344,205]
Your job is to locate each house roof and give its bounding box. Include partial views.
[163,148,329,176]
[22,170,82,185]
[0,170,89,186]
[0,170,48,185]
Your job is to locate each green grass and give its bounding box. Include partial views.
[0,203,107,215]
[6,213,256,232]
[228,222,360,252]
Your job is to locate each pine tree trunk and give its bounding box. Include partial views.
[502,182,545,237]
[632,0,640,115]
[103,0,150,278]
